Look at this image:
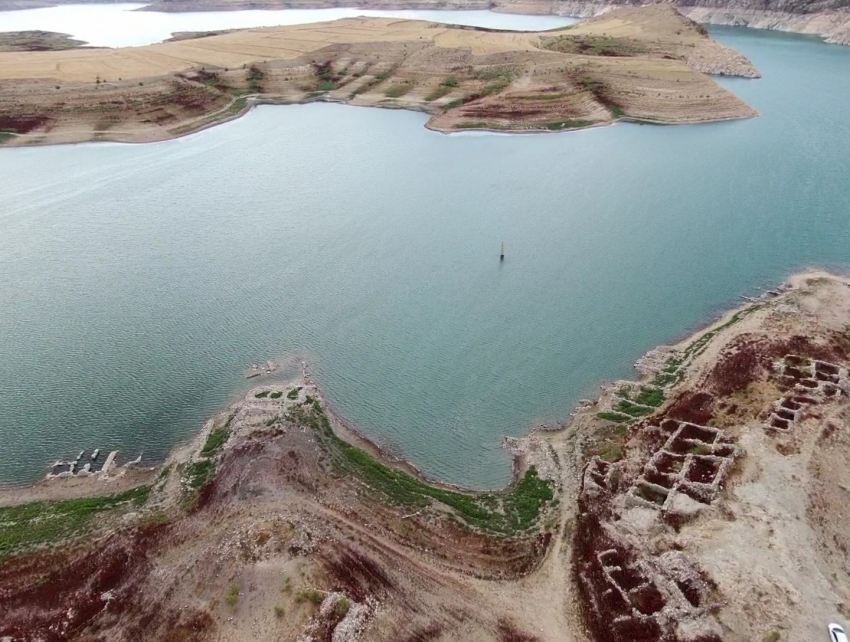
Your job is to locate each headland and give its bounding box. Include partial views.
[0,5,758,146]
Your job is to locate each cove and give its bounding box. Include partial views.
[0,24,849,489]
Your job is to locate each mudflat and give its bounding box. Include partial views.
[0,5,758,145]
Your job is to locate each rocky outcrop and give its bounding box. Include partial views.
[680,5,850,44]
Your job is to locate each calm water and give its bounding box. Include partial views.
[1,19,849,488]
[0,4,577,47]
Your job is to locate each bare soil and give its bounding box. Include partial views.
[0,6,757,146]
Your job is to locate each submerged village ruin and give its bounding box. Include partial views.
[2,272,850,642]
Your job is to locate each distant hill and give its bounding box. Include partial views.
[0,0,847,43]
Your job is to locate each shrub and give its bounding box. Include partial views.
[0,486,150,560]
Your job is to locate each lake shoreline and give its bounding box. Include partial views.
[0,7,758,148]
[0,264,850,642]
[0,93,760,150]
[0,268,826,502]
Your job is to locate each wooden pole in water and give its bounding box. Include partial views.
[500,241,505,262]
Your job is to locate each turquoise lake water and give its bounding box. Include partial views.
[1,20,849,488]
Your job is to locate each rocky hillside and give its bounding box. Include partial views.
[504,0,850,44]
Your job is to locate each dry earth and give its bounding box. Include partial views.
[0,5,758,145]
[2,271,850,642]
[572,272,850,642]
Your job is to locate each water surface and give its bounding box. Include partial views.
[0,4,577,47]
[1,23,849,488]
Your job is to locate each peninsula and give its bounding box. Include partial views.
[0,5,758,145]
[3,271,850,642]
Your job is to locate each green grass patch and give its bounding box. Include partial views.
[613,399,654,417]
[454,121,490,129]
[610,105,625,118]
[287,387,302,400]
[680,304,763,362]
[443,98,464,109]
[269,391,283,399]
[0,486,150,560]
[286,401,553,535]
[225,585,240,611]
[651,354,685,387]
[255,390,270,398]
[317,80,336,91]
[441,76,459,88]
[384,84,411,98]
[596,411,633,423]
[185,458,215,490]
[201,427,229,456]
[634,387,665,407]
